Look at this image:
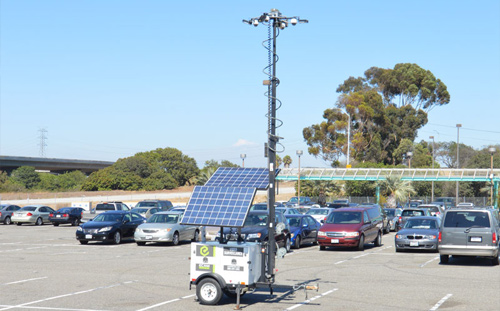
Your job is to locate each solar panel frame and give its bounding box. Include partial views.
[205,167,279,190]
[181,186,257,227]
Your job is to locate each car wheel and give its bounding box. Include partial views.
[285,236,291,253]
[192,229,200,242]
[172,232,180,246]
[319,245,326,251]
[112,231,122,244]
[136,242,146,246]
[357,235,365,251]
[4,216,12,225]
[71,218,80,226]
[491,255,499,266]
[53,223,59,227]
[385,223,390,234]
[374,231,382,247]
[293,236,301,249]
[35,217,43,226]
[440,254,449,264]
[197,278,223,305]
[79,240,88,245]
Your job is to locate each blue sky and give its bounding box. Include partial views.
[1,1,499,169]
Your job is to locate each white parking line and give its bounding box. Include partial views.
[135,294,196,311]
[429,294,452,310]
[420,256,440,268]
[2,277,48,286]
[0,305,109,311]
[284,288,338,310]
[0,281,136,311]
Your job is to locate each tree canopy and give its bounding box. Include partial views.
[304,63,448,166]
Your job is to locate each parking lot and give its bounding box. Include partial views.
[1,224,499,311]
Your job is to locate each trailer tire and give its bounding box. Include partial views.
[197,278,223,305]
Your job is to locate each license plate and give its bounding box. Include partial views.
[331,239,339,243]
[410,241,419,247]
[145,235,153,240]
[470,236,482,242]
[56,215,61,218]
[85,234,92,239]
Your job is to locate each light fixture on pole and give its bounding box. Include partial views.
[429,136,435,202]
[456,124,462,205]
[244,9,307,284]
[296,150,303,207]
[406,151,413,169]
[240,154,246,168]
[489,147,496,205]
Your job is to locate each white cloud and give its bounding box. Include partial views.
[233,139,257,147]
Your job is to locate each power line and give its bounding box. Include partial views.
[428,123,500,134]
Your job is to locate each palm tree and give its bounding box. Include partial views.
[283,155,292,168]
[195,167,216,185]
[377,176,416,208]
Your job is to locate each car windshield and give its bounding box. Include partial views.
[251,204,267,211]
[385,209,395,217]
[326,212,361,224]
[444,211,490,228]
[131,208,148,214]
[20,206,37,212]
[95,204,115,211]
[58,208,73,213]
[93,213,123,222]
[306,209,329,215]
[404,219,437,229]
[288,197,308,204]
[287,217,301,227]
[136,202,159,208]
[148,214,179,224]
[244,214,268,226]
[402,210,424,217]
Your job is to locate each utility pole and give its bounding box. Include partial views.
[429,136,435,202]
[243,9,307,283]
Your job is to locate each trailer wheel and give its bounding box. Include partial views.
[197,278,223,305]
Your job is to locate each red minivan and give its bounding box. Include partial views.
[317,207,383,251]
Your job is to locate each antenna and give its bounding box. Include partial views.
[38,128,48,157]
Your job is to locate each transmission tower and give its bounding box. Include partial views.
[38,128,48,157]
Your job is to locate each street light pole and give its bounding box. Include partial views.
[296,150,303,206]
[456,124,462,205]
[489,147,496,205]
[429,136,435,202]
[243,9,307,283]
[407,151,413,169]
[240,154,246,168]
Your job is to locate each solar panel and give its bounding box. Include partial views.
[181,186,256,227]
[205,167,278,190]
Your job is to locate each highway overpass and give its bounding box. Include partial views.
[0,155,114,174]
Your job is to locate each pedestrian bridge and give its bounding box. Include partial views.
[276,168,499,208]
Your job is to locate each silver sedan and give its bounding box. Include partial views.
[134,211,199,246]
[11,205,55,226]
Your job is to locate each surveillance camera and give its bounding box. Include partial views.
[290,18,298,25]
[253,20,259,27]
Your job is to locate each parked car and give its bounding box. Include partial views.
[218,211,291,252]
[49,207,85,226]
[76,211,145,244]
[134,211,199,246]
[135,200,173,212]
[438,207,500,265]
[417,204,444,217]
[326,202,350,209]
[11,205,55,226]
[285,214,321,249]
[91,202,130,214]
[305,208,333,223]
[130,207,159,220]
[317,206,384,251]
[384,208,402,231]
[434,197,455,209]
[250,203,268,211]
[0,204,21,225]
[396,208,427,231]
[395,216,441,252]
[285,196,313,207]
[275,207,301,215]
